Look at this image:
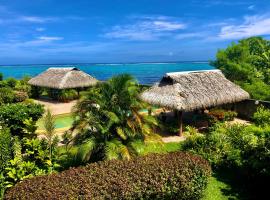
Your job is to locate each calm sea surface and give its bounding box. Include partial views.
[0,62,214,85]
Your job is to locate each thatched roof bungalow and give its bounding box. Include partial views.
[28,67,98,89]
[141,69,250,135]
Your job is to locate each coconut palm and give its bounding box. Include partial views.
[71,74,158,162]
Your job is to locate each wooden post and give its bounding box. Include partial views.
[178,111,183,136]
[148,107,152,116]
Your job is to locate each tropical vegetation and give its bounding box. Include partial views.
[211,36,270,100]
[70,74,158,163]
[1,39,270,199]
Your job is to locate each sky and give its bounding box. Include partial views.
[0,0,270,65]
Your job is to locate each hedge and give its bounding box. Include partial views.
[5,152,211,200]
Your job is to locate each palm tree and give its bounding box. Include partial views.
[72,74,157,162]
[43,109,56,163]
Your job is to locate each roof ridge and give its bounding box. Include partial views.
[59,70,72,89]
[166,69,221,76]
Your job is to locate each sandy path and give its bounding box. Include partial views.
[34,99,77,115]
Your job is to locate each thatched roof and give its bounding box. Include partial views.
[28,67,98,89]
[140,69,250,111]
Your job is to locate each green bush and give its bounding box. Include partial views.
[58,89,78,102]
[0,103,44,136]
[253,106,270,126]
[5,152,211,200]
[0,87,15,104]
[30,86,42,98]
[182,122,270,196]
[5,78,17,88]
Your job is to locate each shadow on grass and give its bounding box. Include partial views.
[212,168,250,200]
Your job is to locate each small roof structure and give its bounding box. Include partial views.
[141,69,250,112]
[28,67,98,89]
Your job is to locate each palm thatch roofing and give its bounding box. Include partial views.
[140,69,250,111]
[28,67,98,89]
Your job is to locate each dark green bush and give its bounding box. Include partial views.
[5,152,211,200]
[4,78,17,88]
[0,102,44,136]
[0,88,15,104]
[58,89,78,102]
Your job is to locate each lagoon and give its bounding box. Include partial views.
[0,62,213,85]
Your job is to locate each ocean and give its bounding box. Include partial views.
[0,62,214,85]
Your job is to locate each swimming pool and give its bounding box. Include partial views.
[37,106,161,131]
[37,114,74,130]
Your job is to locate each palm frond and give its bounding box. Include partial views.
[116,127,127,140]
[76,138,96,163]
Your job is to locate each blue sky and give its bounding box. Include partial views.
[0,0,270,64]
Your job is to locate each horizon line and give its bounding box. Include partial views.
[0,60,210,67]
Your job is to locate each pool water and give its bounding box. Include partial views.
[37,107,161,130]
[37,114,74,130]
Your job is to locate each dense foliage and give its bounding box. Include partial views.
[71,74,157,162]
[182,107,270,198]
[0,127,12,171]
[0,102,44,136]
[5,152,211,200]
[211,37,270,100]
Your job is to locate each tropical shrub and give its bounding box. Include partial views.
[253,106,270,126]
[0,87,15,104]
[58,89,78,102]
[0,73,3,81]
[182,119,270,197]
[30,86,42,98]
[0,102,44,136]
[4,78,17,88]
[14,76,32,96]
[5,152,211,200]
[208,109,237,122]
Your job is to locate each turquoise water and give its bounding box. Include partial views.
[0,62,213,85]
[37,114,73,130]
[37,107,160,130]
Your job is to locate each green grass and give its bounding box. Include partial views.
[203,170,249,200]
[203,176,235,200]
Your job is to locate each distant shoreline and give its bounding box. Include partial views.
[0,61,209,67]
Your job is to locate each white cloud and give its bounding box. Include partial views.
[104,16,186,41]
[36,27,46,32]
[38,36,63,41]
[248,5,255,10]
[175,33,203,39]
[20,16,58,23]
[218,15,270,39]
